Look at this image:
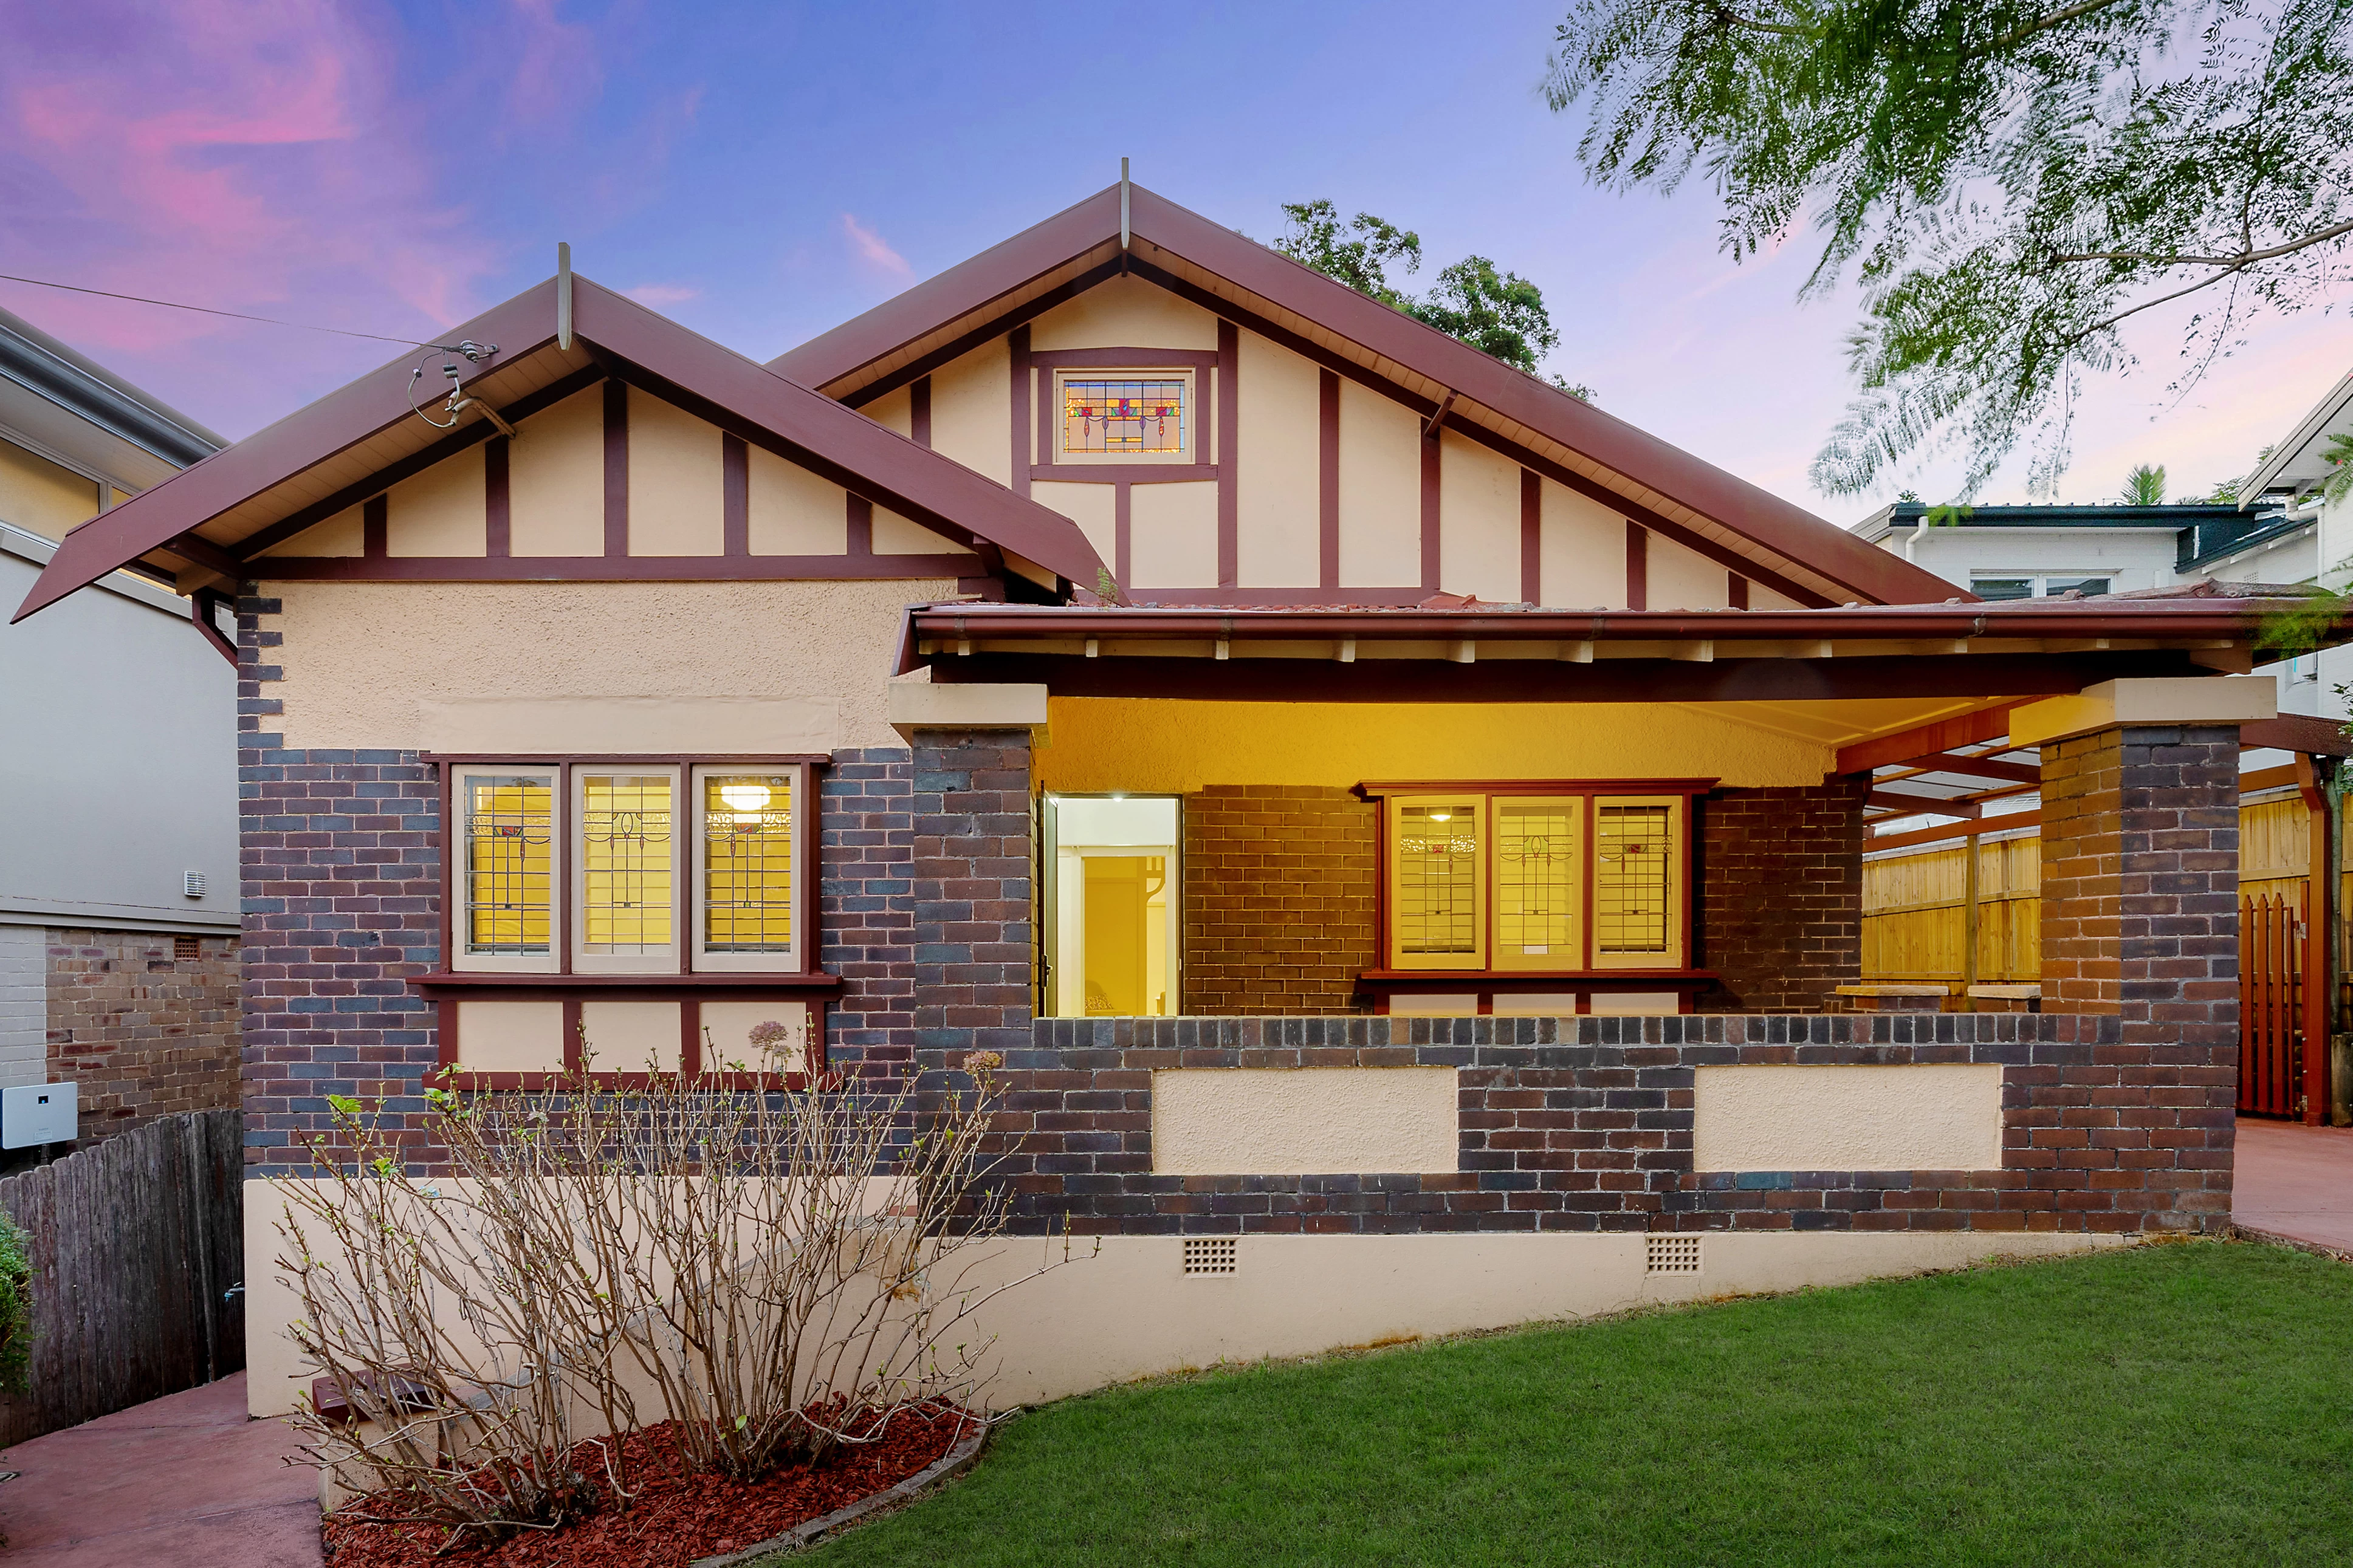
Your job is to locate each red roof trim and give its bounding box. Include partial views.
[13,278,1104,623]
[772,183,1962,609]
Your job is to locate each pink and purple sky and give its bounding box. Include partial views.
[2,0,2343,522]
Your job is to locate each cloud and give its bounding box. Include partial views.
[627,283,699,306]
[0,0,501,436]
[840,213,912,279]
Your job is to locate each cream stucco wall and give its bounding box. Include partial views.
[1235,329,1321,588]
[259,504,363,558]
[1034,480,1116,570]
[509,385,605,556]
[874,505,972,556]
[1691,1064,2007,1172]
[453,1001,564,1072]
[1337,380,1421,588]
[929,337,1011,485]
[240,1188,2120,1418]
[1029,274,1219,352]
[1538,478,1626,609]
[386,443,487,557]
[1129,481,1218,587]
[1152,1068,1457,1174]
[1437,431,1520,603]
[863,385,912,439]
[1037,697,1835,792]
[746,445,848,554]
[628,388,725,556]
[263,578,954,752]
[1649,530,1731,612]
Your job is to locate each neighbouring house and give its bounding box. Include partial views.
[1844,460,2349,1123]
[16,181,2346,1415]
[0,304,239,1148]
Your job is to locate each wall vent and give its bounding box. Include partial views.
[1646,1234,1702,1275]
[1182,1237,1237,1276]
[182,871,205,899]
[173,935,199,961]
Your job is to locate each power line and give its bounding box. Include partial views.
[0,271,445,348]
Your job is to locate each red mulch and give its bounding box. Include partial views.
[321,1407,976,1568]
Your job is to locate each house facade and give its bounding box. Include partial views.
[0,304,238,1146]
[16,183,2324,1411]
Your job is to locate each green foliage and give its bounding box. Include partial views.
[2119,463,2168,505]
[1275,200,1596,400]
[1543,0,2353,498]
[2324,433,2353,507]
[805,1244,2353,1566]
[0,1211,32,1395]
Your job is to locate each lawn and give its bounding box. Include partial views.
[794,1241,2353,1567]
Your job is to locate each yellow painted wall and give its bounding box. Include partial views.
[509,385,605,556]
[628,388,724,556]
[263,578,953,751]
[385,443,486,557]
[0,439,100,536]
[1337,380,1420,587]
[1437,430,1520,603]
[1038,696,1834,792]
[1235,327,1321,587]
[1537,477,1626,610]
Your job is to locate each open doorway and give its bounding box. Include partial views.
[1043,794,1181,1017]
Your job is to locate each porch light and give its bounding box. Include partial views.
[719,783,771,813]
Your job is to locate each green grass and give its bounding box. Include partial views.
[793,1241,2353,1567]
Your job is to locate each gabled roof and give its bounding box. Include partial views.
[0,303,224,488]
[2240,365,2353,505]
[772,182,1965,609]
[14,276,1105,623]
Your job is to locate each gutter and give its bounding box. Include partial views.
[0,306,224,467]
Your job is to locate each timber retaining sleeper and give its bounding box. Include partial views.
[690,1418,991,1565]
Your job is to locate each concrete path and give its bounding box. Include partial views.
[0,1371,319,1566]
[2234,1117,2353,1255]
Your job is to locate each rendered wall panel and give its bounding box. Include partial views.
[1152,1067,1458,1174]
[1437,431,1519,603]
[1234,330,1320,589]
[385,443,486,557]
[1029,274,1218,351]
[1691,1064,2005,1171]
[1538,479,1626,609]
[746,446,848,555]
[1033,481,1118,570]
[1336,380,1421,587]
[1649,530,1730,611]
[627,389,725,556]
[507,386,605,556]
[929,337,1011,485]
[1128,481,1218,587]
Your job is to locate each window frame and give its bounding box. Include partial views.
[1362,779,1709,977]
[689,762,816,974]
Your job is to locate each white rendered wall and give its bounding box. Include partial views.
[0,922,44,1089]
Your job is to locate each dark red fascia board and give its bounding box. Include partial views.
[14,277,1107,623]
[899,600,2317,666]
[770,180,1963,611]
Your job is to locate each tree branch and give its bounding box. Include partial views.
[1706,3,1810,36]
[1986,0,2132,53]
[2051,217,2353,270]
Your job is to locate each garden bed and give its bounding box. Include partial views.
[322,1406,979,1568]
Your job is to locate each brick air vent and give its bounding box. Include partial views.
[1182,1238,1238,1276]
[1646,1234,1702,1275]
[173,935,199,961]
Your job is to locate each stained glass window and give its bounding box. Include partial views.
[1595,803,1671,957]
[465,776,552,954]
[581,775,673,955]
[1392,799,1483,965]
[1060,375,1189,456]
[1496,799,1581,967]
[702,773,794,953]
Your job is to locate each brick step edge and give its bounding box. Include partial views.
[689,1416,992,1567]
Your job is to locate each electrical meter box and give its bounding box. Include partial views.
[2,1083,76,1149]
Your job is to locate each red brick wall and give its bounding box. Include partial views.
[2039,728,2124,1012]
[46,929,241,1145]
[1182,786,1377,1015]
[1696,780,1866,1013]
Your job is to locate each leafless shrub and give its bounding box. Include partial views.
[275,1036,1085,1549]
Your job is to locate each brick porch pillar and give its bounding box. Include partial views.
[895,685,1047,1093]
[2019,677,2273,1232]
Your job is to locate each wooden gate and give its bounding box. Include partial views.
[2240,890,2305,1117]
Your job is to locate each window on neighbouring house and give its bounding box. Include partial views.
[1378,790,1689,972]
[1971,573,2112,600]
[1970,577,2034,600]
[2043,576,2111,597]
[1057,372,1192,461]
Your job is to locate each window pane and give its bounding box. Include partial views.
[1596,804,1671,957]
[1062,377,1187,454]
[1970,577,2033,600]
[2044,577,2109,597]
[1395,802,1481,959]
[1496,799,1580,962]
[582,775,672,954]
[465,776,551,954]
[703,773,793,952]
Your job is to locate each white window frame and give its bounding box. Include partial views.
[1052,368,1196,466]
[453,767,561,974]
[571,765,684,975]
[690,762,814,974]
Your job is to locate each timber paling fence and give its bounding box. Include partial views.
[0,1109,244,1447]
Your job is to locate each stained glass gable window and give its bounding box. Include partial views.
[1059,374,1190,457]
